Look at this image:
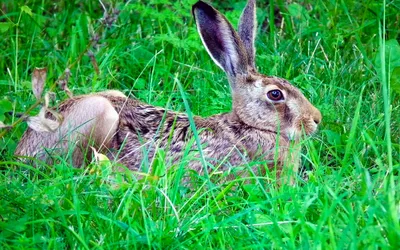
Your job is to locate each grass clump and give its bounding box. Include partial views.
[0,0,399,248]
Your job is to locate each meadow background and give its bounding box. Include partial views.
[0,0,399,248]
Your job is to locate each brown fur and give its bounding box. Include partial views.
[15,0,321,181]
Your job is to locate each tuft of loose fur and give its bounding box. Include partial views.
[15,0,321,181]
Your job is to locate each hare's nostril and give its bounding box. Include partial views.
[314,119,320,125]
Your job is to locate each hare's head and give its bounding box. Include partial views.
[193,0,321,141]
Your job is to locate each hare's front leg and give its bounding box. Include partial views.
[15,95,119,166]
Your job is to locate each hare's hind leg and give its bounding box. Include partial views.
[68,96,120,165]
[15,96,119,167]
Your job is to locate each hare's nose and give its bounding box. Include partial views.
[312,108,322,125]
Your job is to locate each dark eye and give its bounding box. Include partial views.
[267,89,284,101]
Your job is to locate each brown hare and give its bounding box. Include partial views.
[15,0,321,181]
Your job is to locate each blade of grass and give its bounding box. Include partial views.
[342,85,365,166]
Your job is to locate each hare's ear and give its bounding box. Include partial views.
[238,0,257,69]
[192,1,248,79]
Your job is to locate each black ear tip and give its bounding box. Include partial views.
[192,1,208,11]
[192,1,217,20]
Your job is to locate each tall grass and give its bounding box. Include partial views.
[0,0,399,248]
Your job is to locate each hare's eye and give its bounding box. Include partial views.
[267,90,284,101]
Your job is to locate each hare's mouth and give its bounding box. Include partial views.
[286,128,300,141]
[285,124,318,141]
[304,122,319,136]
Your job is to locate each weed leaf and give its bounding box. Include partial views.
[0,99,13,121]
[26,107,60,133]
[32,68,47,100]
[0,22,13,33]
[91,146,111,164]
[374,39,400,95]
[21,6,33,17]
[58,68,73,98]
[27,92,63,133]
[287,3,310,23]
[391,67,400,95]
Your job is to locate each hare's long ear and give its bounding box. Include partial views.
[238,0,257,69]
[192,1,248,79]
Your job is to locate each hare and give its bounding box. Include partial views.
[15,0,321,180]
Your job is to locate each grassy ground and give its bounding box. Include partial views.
[0,0,399,248]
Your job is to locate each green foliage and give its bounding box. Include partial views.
[374,39,400,95]
[0,0,399,248]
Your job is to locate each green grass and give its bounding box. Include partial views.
[0,0,399,248]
